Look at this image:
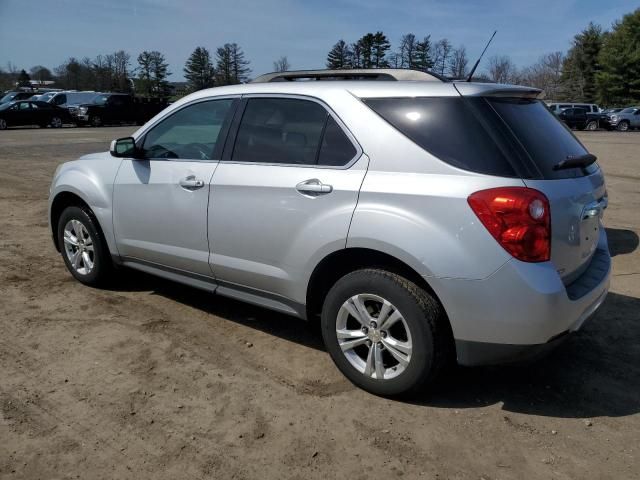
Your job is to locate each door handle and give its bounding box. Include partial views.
[179,175,205,190]
[296,179,333,195]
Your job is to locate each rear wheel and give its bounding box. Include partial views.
[50,116,63,128]
[617,120,630,132]
[321,269,449,396]
[0,118,7,130]
[586,120,598,131]
[57,206,112,286]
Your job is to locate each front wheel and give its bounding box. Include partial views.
[57,206,112,286]
[0,118,7,130]
[617,120,630,132]
[90,115,102,127]
[321,269,450,396]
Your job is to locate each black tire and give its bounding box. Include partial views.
[0,118,7,130]
[50,116,63,128]
[57,206,112,287]
[617,120,630,132]
[321,269,450,396]
[90,115,102,127]
[585,120,598,131]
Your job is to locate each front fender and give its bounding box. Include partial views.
[49,154,122,255]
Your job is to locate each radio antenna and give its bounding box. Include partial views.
[466,30,497,82]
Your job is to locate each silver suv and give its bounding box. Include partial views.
[49,69,611,396]
[605,106,640,131]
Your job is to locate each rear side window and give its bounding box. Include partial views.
[364,97,517,177]
[232,98,357,167]
[318,116,357,166]
[488,98,590,179]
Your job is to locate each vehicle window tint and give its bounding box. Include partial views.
[488,97,589,179]
[560,104,571,109]
[318,116,357,166]
[19,102,30,110]
[364,97,517,177]
[232,98,327,165]
[142,99,233,160]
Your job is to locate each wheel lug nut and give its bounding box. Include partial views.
[361,326,369,334]
[380,331,387,338]
[369,321,377,328]
[366,340,372,347]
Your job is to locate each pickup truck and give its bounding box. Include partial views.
[557,107,605,131]
[73,93,168,127]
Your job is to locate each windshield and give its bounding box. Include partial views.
[92,95,109,105]
[0,102,11,111]
[67,92,98,104]
[0,93,17,103]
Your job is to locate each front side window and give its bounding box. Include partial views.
[19,102,30,110]
[142,99,234,160]
[232,97,357,166]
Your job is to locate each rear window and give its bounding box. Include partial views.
[487,98,591,179]
[365,96,593,179]
[364,97,517,177]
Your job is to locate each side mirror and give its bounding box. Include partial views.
[110,136,139,158]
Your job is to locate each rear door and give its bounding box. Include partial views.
[208,96,366,302]
[487,97,607,283]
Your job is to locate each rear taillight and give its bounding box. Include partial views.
[468,187,550,262]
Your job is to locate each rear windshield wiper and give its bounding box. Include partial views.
[553,153,597,171]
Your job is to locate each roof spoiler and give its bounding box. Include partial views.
[455,83,542,99]
[251,68,447,83]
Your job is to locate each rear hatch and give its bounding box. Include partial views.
[479,94,606,283]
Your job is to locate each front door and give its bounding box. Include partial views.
[113,97,237,276]
[208,96,367,303]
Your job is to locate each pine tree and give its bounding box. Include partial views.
[561,22,603,102]
[326,40,352,69]
[415,36,434,70]
[184,46,215,91]
[372,32,390,67]
[150,51,170,96]
[17,69,31,87]
[596,9,640,106]
[216,43,251,85]
[137,51,154,95]
[356,34,375,68]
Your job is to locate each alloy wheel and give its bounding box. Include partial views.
[51,116,63,128]
[336,293,412,380]
[63,219,95,275]
[0,118,6,130]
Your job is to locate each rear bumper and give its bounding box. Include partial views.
[430,230,611,366]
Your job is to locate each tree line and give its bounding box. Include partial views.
[0,43,255,96]
[1,7,637,105]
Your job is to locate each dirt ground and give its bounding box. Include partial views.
[0,126,638,480]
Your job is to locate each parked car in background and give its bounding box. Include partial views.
[0,91,35,105]
[602,108,623,115]
[548,103,600,114]
[49,69,611,396]
[73,93,168,127]
[557,107,603,130]
[601,106,640,131]
[47,91,101,118]
[0,100,71,129]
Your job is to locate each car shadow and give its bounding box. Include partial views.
[108,269,640,419]
[106,268,325,351]
[412,291,640,418]
[606,227,639,256]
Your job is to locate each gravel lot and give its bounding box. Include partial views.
[1,126,638,479]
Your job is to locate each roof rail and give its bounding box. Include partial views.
[251,68,447,83]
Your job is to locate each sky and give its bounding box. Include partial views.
[0,0,636,81]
